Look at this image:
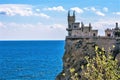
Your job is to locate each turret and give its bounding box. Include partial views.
[89,23,91,27]
[89,23,92,32]
[113,22,120,37]
[81,22,84,31]
[116,22,118,28]
[68,10,70,17]
[73,10,75,19]
[68,11,75,28]
[67,11,76,36]
[105,28,112,37]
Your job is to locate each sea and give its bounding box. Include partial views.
[0,40,65,80]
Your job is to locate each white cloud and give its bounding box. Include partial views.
[44,6,65,12]
[50,24,65,29]
[0,22,4,27]
[103,7,108,12]
[96,11,105,16]
[83,7,90,11]
[92,19,120,35]
[70,7,83,13]
[113,12,120,15]
[0,22,66,40]
[90,7,105,16]
[0,4,50,19]
[34,13,50,19]
[36,9,40,12]
[91,7,96,11]
[84,7,105,16]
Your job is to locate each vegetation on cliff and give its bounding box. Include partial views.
[71,45,120,80]
[56,40,120,80]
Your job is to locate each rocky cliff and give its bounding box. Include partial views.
[56,38,120,80]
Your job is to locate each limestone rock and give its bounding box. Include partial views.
[56,39,120,80]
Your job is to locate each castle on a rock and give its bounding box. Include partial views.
[66,11,120,39]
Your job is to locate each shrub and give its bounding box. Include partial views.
[81,46,120,80]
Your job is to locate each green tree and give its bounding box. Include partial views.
[81,46,120,80]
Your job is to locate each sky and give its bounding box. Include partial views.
[0,0,120,40]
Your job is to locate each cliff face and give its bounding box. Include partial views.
[56,38,120,80]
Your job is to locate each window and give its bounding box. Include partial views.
[69,33,71,36]
[115,32,120,37]
[93,33,96,36]
[74,26,77,28]
[69,25,71,28]
[107,34,111,37]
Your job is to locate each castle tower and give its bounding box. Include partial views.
[113,22,120,37]
[115,22,119,29]
[67,11,76,36]
[68,11,75,28]
[105,29,112,37]
[81,22,84,32]
[89,23,92,32]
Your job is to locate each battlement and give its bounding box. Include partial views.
[66,11,120,40]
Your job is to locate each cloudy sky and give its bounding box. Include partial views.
[0,0,120,40]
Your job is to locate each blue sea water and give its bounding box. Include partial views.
[0,41,64,80]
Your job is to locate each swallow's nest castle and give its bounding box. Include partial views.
[66,11,120,51]
[56,11,120,80]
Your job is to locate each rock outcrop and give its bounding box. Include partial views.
[56,38,120,80]
[56,11,120,80]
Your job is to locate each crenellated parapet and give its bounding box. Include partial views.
[66,11,120,40]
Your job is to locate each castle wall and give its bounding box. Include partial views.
[93,37,116,52]
[91,30,98,37]
[105,29,113,37]
[71,30,82,36]
[83,27,90,32]
[82,27,90,37]
[66,37,116,52]
[72,23,80,29]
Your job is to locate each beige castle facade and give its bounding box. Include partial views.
[66,11,120,39]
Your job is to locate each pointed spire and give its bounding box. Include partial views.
[81,22,84,32]
[115,22,119,30]
[68,10,70,16]
[116,22,118,28]
[81,22,84,27]
[89,23,91,27]
[89,23,91,32]
[73,10,75,17]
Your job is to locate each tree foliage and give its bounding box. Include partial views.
[81,45,120,80]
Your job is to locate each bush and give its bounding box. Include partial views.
[81,45,120,80]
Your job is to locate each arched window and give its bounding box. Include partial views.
[107,34,111,37]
